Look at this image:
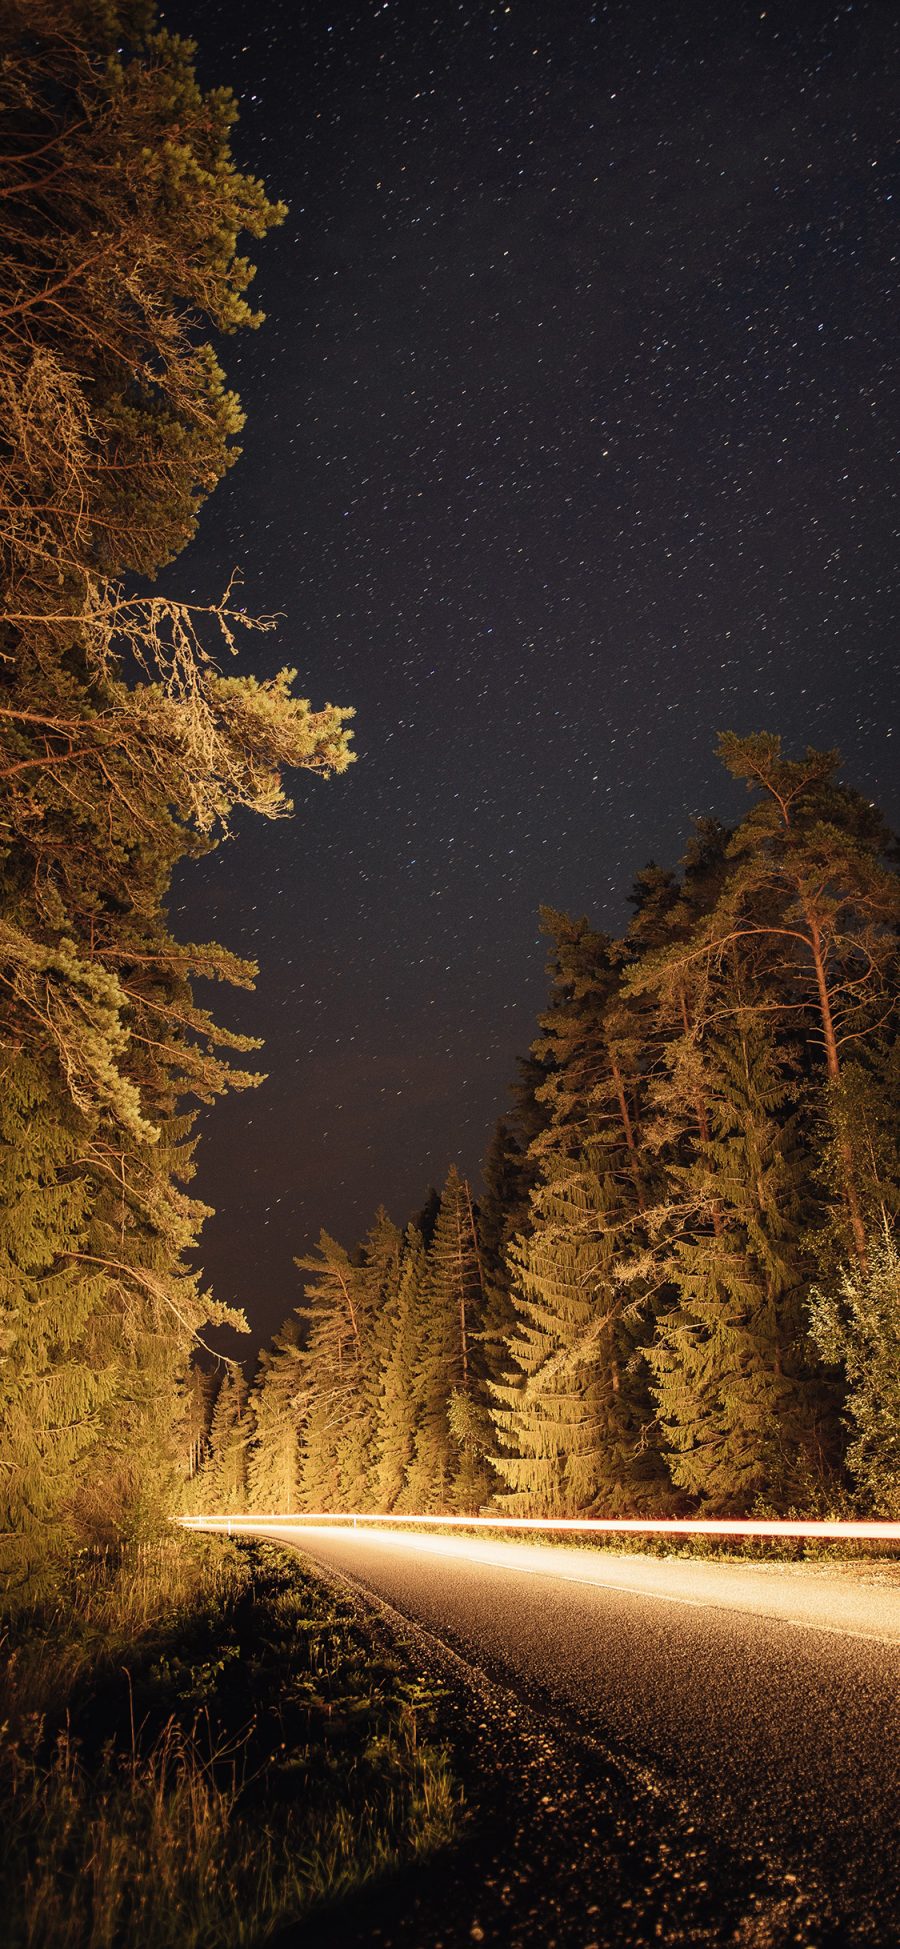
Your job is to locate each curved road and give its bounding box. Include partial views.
[226,1524,900,1944]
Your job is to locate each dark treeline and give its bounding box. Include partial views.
[192,734,900,1521]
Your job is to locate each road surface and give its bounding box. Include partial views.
[225,1524,900,1945]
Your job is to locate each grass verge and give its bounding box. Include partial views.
[0,1535,459,1947]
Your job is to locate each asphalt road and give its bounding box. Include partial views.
[244,1525,900,1946]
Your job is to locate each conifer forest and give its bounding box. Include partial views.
[0,0,355,1601]
[192,743,900,1528]
[1,0,899,1610]
[2,5,899,1944]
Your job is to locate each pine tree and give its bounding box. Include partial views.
[0,0,286,592]
[704,736,899,1265]
[0,1,354,1591]
[622,753,899,1498]
[274,741,898,1525]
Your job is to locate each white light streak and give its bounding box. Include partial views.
[181,1511,900,1541]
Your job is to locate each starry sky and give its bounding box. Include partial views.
[158,0,898,1348]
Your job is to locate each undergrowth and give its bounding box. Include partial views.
[0,1535,459,1948]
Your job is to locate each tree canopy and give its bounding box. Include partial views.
[0,1,353,1596]
[232,736,898,1527]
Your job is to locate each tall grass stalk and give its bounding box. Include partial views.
[0,1537,459,1948]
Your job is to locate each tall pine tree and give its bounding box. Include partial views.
[0,1,353,1593]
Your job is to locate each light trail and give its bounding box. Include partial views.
[181,1510,900,1541]
[181,1517,900,1644]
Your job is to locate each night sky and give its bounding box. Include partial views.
[157,0,898,1348]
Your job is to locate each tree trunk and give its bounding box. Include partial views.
[678,986,722,1237]
[806,911,868,1267]
[608,1043,646,1211]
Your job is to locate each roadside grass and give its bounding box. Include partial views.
[522,1527,900,1568]
[0,1536,459,1948]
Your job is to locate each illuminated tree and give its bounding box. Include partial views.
[0,1058,114,1591]
[293,1212,404,1509]
[372,1226,427,1509]
[185,1363,217,1488]
[348,1210,404,1503]
[0,1,353,1591]
[492,902,670,1514]
[201,1366,250,1514]
[294,1234,362,1511]
[492,1155,663,1515]
[0,0,287,595]
[648,1005,835,1510]
[247,1320,303,1512]
[477,1117,535,1424]
[639,736,900,1267]
[275,742,898,1522]
[624,747,899,1501]
[810,1229,900,1516]
[404,1167,491,1512]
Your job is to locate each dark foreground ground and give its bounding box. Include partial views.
[268,1529,900,1949]
[0,1539,456,1949]
[6,1531,895,1946]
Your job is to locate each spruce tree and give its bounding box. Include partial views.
[478,1119,534,1411]
[492,903,668,1514]
[648,1004,835,1511]
[345,1210,403,1506]
[492,1155,665,1514]
[247,1320,303,1512]
[186,1363,217,1489]
[532,905,659,1209]
[200,1367,249,1514]
[477,1049,552,1408]
[295,1232,365,1511]
[405,1167,491,1512]
[372,1226,427,1510]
